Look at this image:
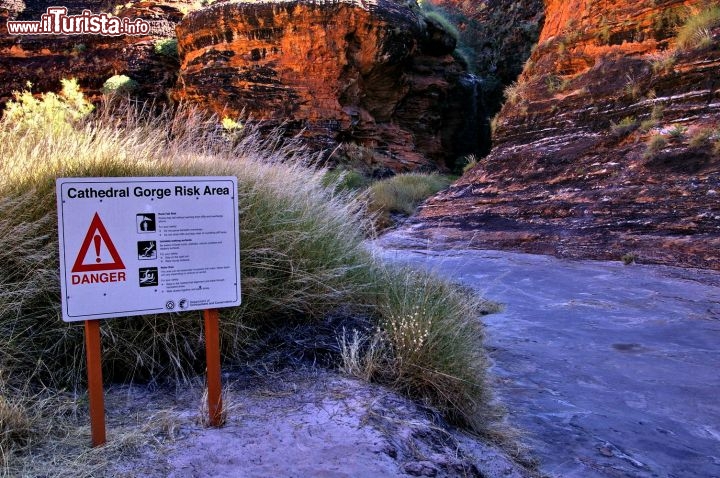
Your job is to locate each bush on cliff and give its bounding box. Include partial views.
[676,5,720,51]
[0,85,500,468]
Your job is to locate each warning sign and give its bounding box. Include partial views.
[72,213,125,272]
[56,177,241,322]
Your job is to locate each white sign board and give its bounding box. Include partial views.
[56,177,241,322]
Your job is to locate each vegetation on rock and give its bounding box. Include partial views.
[676,4,720,51]
[102,74,138,96]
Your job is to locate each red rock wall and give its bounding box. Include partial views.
[414,0,720,269]
[0,1,191,103]
[173,0,483,172]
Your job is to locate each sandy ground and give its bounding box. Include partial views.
[104,369,529,478]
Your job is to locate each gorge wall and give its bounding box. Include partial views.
[173,0,482,172]
[2,0,718,268]
[0,0,485,173]
[0,0,189,102]
[429,0,545,114]
[412,0,720,269]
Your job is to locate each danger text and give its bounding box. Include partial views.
[71,272,126,284]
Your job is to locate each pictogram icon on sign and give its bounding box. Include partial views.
[72,213,126,273]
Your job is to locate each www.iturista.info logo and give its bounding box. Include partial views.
[7,7,152,36]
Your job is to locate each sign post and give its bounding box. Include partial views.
[56,177,241,445]
[204,309,223,427]
[84,319,106,447]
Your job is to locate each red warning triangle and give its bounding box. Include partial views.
[72,213,126,272]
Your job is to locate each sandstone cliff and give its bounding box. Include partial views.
[173,0,483,172]
[412,0,720,269]
[0,1,190,103]
[1,0,485,173]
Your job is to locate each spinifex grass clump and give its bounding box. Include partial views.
[0,83,499,465]
[676,5,720,51]
[364,266,502,432]
[0,97,370,387]
[369,173,453,216]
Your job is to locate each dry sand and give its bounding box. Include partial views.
[105,368,528,478]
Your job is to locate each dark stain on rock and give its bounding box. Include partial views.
[612,343,645,353]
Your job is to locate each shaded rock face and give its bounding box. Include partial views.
[0,1,190,103]
[174,0,484,172]
[413,0,720,269]
[429,0,545,114]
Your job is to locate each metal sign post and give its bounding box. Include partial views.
[56,177,241,446]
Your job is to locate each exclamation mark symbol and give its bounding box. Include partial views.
[94,234,102,263]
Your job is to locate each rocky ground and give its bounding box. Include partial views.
[376,232,720,478]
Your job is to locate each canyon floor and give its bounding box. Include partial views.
[376,231,720,478]
[31,237,720,477]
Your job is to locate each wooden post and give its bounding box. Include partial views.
[84,319,106,447]
[203,309,223,427]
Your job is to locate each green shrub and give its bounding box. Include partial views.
[3,79,93,133]
[368,173,452,216]
[154,37,179,59]
[610,116,638,136]
[653,5,690,39]
[644,133,667,158]
[322,169,370,192]
[424,11,460,43]
[102,74,138,96]
[668,124,687,138]
[676,5,720,50]
[0,85,498,447]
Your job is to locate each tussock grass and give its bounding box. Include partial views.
[0,379,32,468]
[676,5,720,51]
[610,116,638,137]
[689,127,714,148]
[0,84,500,471]
[462,155,478,174]
[368,173,452,216]
[361,266,502,433]
[0,101,370,387]
[644,133,668,159]
[503,80,527,106]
